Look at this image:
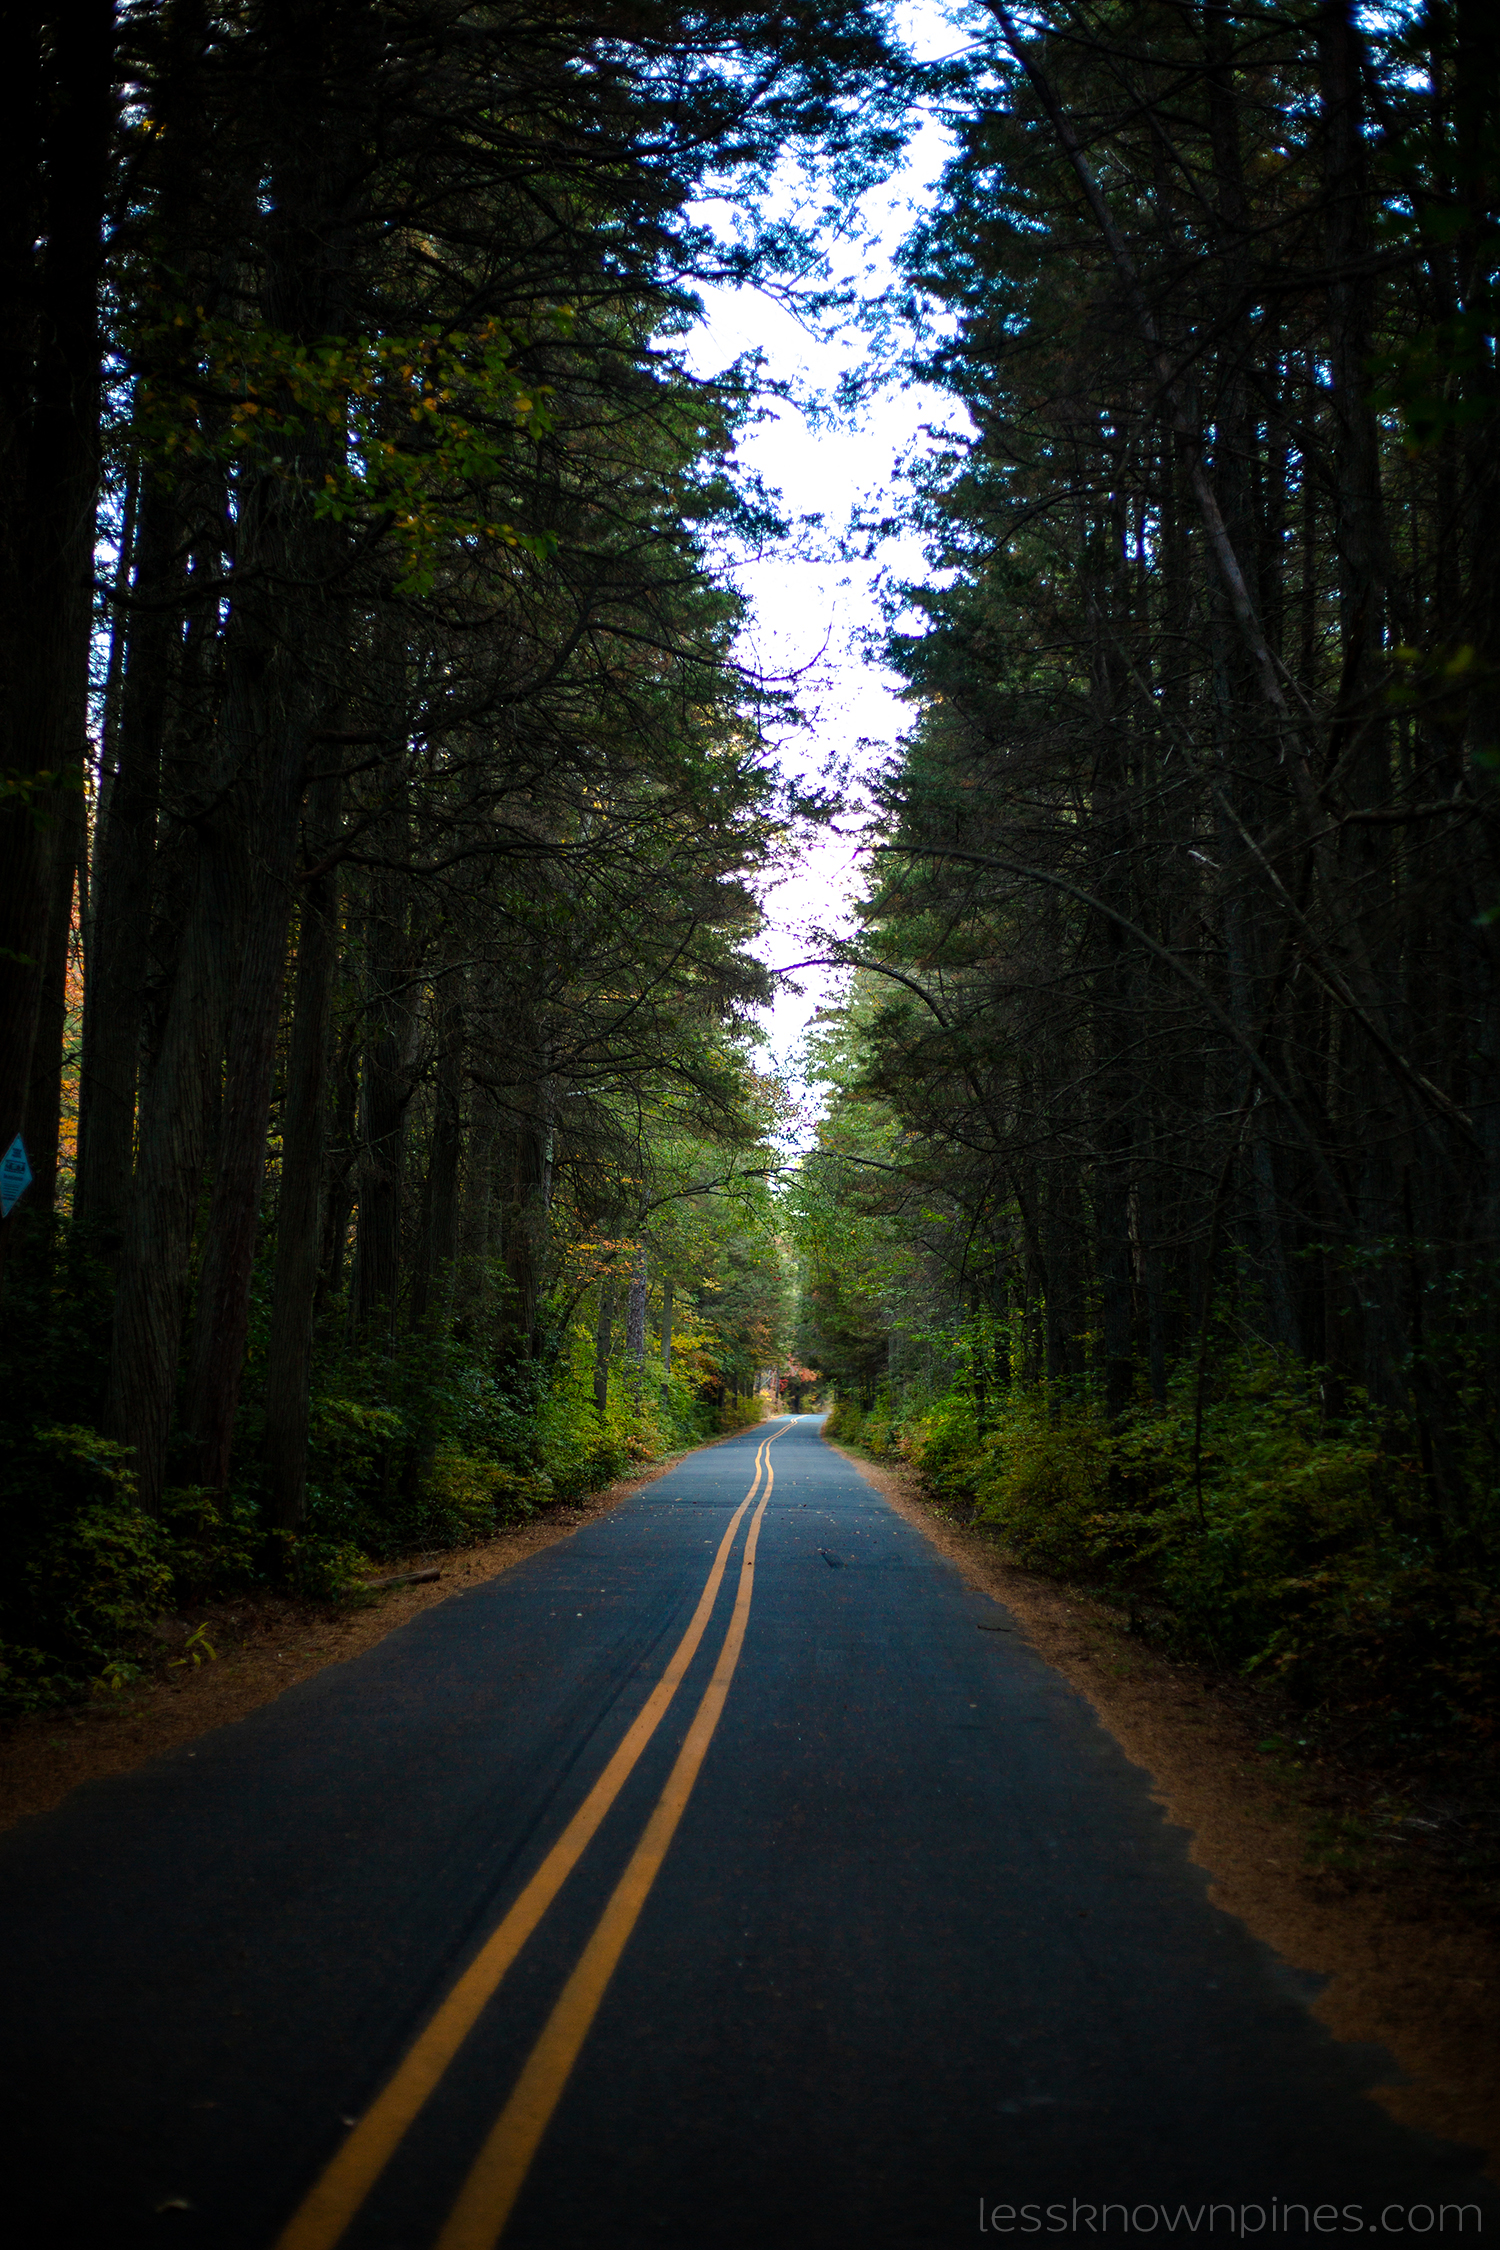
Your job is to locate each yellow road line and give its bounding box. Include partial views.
[433,1428,789,2250]
[275,1427,785,2250]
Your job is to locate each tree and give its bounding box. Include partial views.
[0,3,114,1289]
[811,0,1499,1500]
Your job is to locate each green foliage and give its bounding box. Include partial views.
[268,1529,371,1604]
[285,1327,560,1558]
[966,1393,1113,1577]
[840,1340,1500,1746]
[133,307,562,594]
[160,1485,259,1601]
[900,1387,981,1496]
[430,1450,550,1530]
[823,1397,865,1445]
[0,1064,789,1710]
[823,1393,902,1453]
[716,1393,766,1435]
[0,1426,170,1710]
[0,1430,275,1707]
[535,1382,635,1500]
[859,1394,901,1455]
[0,0,911,1714]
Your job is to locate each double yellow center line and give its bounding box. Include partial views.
[278,1421,791,2250]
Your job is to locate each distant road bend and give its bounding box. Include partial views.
[1,1416,1492,2246]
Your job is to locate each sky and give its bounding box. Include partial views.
[681,2,970,1100]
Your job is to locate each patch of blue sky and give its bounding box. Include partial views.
[680,1,976,1096]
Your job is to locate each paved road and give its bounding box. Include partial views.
[2,1417,1491,2247]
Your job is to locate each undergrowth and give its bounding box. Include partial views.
[827,1343,1500,1755]
[0,1234,759,1714]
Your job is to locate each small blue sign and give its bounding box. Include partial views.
[0,1135,32,1218]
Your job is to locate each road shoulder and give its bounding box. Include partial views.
[824,1430,1500,2179]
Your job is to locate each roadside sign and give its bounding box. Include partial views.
[0,1135,33,1218]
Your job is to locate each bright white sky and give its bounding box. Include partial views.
[682,2,970,1103]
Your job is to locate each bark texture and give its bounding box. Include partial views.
[262,762,342,1532]
[0,0,112,1288]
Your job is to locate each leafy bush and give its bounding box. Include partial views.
[905,1390,982,1503]
[968,1392,1110,1572]
[161,1484,260,1600]
[0,1275,755,1710]
[536,1386,628,1498]
[429,1448,551,1529]
[268,1528,372,1603]
[307,1395,406,1512]
[298,1360,555,1556]
[884,1341,1500,1743]
[824,1392,905,1452]
[860,1394,900,1454]
[822,1397,864,1444]
[0,1425,171,1709]
[717,1393,765,1434]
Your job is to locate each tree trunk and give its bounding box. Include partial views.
[74,478,179,1246]
[352,857,415,1340]
[21,785,83,1219]
[106,779,248,1512]
[457,1091,499,1332]
[593,1277,616,1419]
[106,0,363,1506]
[353,888,411,1339]
[1087,502,1137,1428]
[262,762,342,1532]
[177,513,335,1490]
[625,1247,647,1404]
[409,977,463,1331]
[0,0,112,1294]
[75,0,207,1248]
[500,1086,553,1365]
[316,1024,359,1309]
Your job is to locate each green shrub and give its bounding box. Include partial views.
[305,1395,406,1518]
[912,1342,1500,1738]
[268,1528,371,1602]
[823,1397,864,1444]
[300,1389,551,1557]
[717,1393,765,1434]
[908,1391,982,1504]
[161,1484,259,1600]
[970,1390,1110,1571]
[0,1425,172,1709]
[0,1268,746,1708]
[861,1394,900,1454]
[824,1392,912,1454]
[536,1387,621,1498]
[428,1448,551,1532]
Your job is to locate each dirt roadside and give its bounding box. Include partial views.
[827,1435,1500,2177]
[0,1441,730,1837]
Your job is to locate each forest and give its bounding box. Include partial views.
[797,0,1500,1755]
[0,0,902,1705]
[3,0,1498,1759]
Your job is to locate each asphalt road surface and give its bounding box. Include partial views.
[2,1416,1492,2247]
